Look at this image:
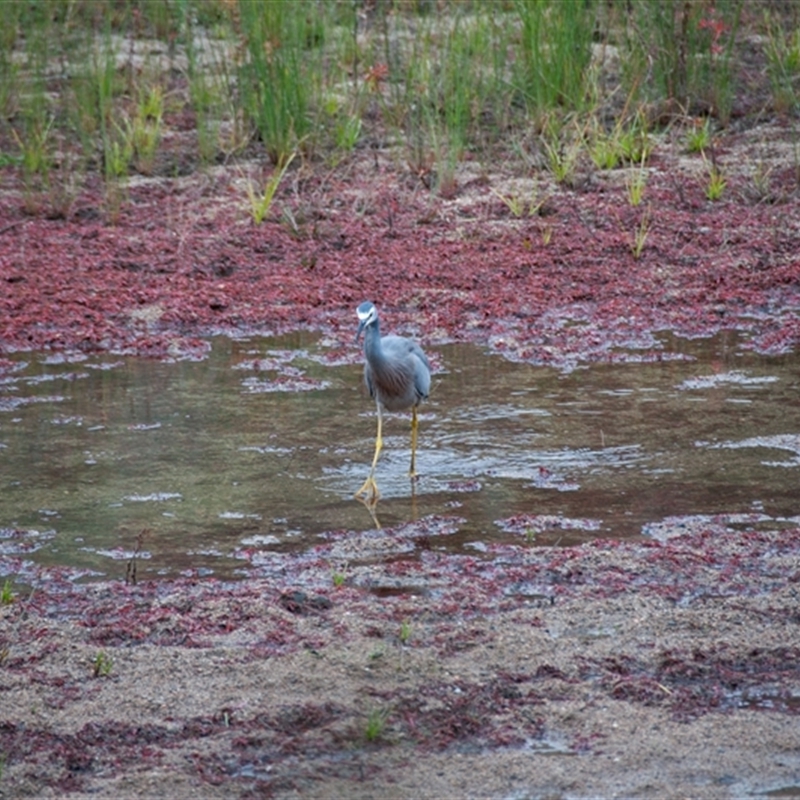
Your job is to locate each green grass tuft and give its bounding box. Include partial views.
[92,651,114,678]
[364,707,388,742]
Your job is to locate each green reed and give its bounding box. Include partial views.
[0,0,792,216]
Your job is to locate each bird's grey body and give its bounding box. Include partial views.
[355,301,431,501]
[363,334,430,411]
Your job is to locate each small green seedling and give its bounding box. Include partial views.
[106,127,134,180]
[0,579,13,605]
[92,651,113,678]
[542,130,581,186]
[364,707,388,742]
[245,151,296,225]
[491,187,525,217]
[368,647,385,662]
[332,571,346,588]
[625,158,648,207]
[490,187,547,218]
[13,118,53,184]
[399,620,412,645]
[335,115,362,152]
[524,528,537,545]
[748,159,773,201]
[686,119,712,154]
[590,133,621,170]
[704,160,727,201]
[618,126,653,165]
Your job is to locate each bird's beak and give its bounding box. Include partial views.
[355,319,366,343]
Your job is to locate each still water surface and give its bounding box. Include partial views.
[1,331,798,583]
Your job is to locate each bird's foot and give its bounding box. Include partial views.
[355,476,380,503]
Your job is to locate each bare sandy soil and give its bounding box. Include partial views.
[2,520,800,799]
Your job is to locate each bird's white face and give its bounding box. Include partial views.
[356,302,377,326]
[355,301,378,343]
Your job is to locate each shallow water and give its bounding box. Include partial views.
[1,331,798,583]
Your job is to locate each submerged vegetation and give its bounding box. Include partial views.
[0,0,799,219]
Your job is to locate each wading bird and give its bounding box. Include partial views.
[354,301,431,503]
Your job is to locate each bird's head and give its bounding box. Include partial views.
[355,301,378,343]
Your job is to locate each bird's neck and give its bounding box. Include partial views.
[364,324,385,363]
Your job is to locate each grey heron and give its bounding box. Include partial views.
[354,301,431,502]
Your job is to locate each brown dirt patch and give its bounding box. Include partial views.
[2,526,800,798]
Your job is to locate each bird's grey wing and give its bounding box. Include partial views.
[409,340,430,373]
[401,340,431,399]
[382,335,431,400]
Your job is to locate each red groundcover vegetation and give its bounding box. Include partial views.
[1,121,799,366]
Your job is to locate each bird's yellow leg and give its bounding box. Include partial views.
[355,407,383,501]
[409,405,419,479]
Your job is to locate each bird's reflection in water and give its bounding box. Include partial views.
[355,480,419,531]
[355,494,381,529]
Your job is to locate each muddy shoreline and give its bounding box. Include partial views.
[2,521,800,798]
